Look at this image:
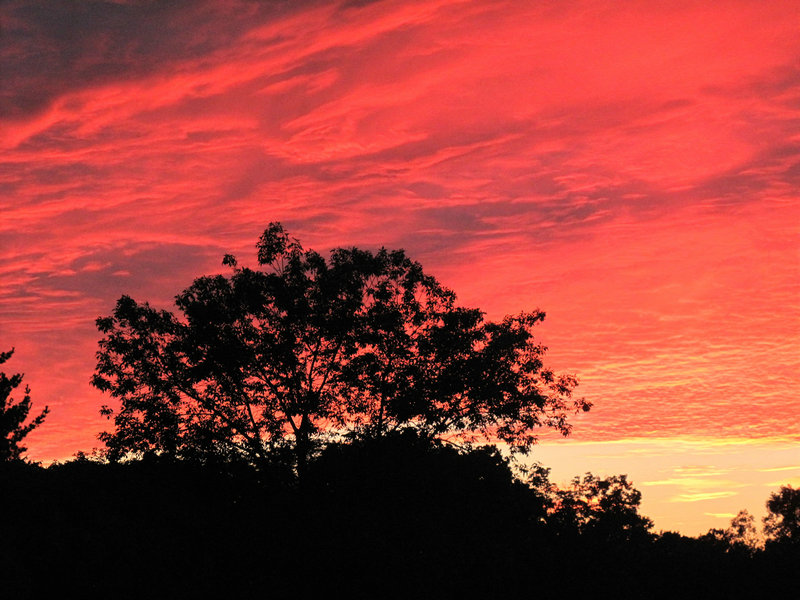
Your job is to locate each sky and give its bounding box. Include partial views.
[1,0,798,535]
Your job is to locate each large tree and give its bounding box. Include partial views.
[1,348,49,462]
[93,223,589,471]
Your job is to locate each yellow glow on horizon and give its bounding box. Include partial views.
[528,435,800,536]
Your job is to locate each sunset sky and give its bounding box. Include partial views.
[2,0,798,535]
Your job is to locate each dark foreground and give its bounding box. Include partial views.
[2,438,796,599]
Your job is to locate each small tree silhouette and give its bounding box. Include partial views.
[550,473,654,542]
[703,510,762,554]
[0,348,49,462]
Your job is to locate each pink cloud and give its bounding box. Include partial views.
[0,0,797,500]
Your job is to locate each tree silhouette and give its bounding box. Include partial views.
[0,348,49,462]
[702,510,762,554]
[549,473,653,542]
[93,223,589,472]
[763,485,800,546]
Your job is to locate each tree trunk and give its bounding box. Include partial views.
[295,416,312,481]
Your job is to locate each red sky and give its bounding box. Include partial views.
[2,0,799,535]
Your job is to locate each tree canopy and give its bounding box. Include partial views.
[1,348,49,462]
[93,223,589,470]
[546,472,654,542]
[763,485,800,546]
[702,510,762,555]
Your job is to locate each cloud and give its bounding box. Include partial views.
[704,512,737,520]
[766,477,800,488]
[759,465,800,473]
[0,0,798,487]
[672,491,739,503]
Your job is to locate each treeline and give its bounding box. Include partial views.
[2,435,797,599]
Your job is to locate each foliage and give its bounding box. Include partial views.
[702,510,762,554]
[763,485,800,545]
[0,348,49,462]
[548,472,654,542]
[93,223,588,470]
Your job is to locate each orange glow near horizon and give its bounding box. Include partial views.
[1,0,798,536]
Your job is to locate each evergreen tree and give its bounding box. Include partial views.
[0,348,49,462]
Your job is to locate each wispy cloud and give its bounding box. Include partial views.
[766,477,800,488]
[758,465,800,473]
[673,491,739,503]
[705,512,737,520]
